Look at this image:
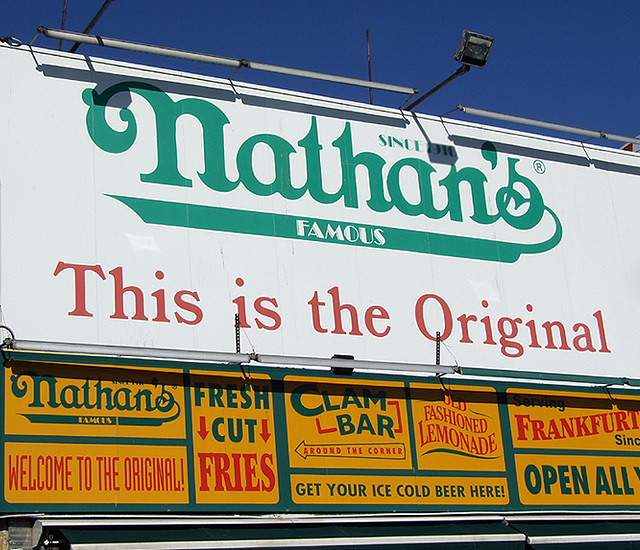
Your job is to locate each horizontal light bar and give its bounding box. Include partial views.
[9,339,251,364]
[38,27,418,96]
[7,340,459,376]
[34,512,640,527]
[527,533,640,545]
[458,104,640,145]
[64,533,524,550]
[253,353,460,375]
[35,514,510,528]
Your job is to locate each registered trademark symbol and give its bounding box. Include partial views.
[533,160,546,174]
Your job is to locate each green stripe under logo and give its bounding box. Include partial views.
[108,195,562,264]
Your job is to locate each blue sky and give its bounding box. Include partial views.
[3,1,639,146]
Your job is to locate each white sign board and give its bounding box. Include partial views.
[1,44,639,378]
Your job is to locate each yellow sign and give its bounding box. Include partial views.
[5,361,185,439]
[515,454,640,506]
[284,376,412,469]
[5,442,188,504]
[189,371,278,504]
[507,389,640,451]
[410,383,505,471]
[12,356,640,513]
[291,474,509,506]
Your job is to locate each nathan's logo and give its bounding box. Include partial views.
[83,82,562,263]
[417,393,500,460]
[10,371,181,427]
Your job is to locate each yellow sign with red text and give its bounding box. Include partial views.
[189,371,278,504]
[5,442,188,504]
[410,384,505,471]
[507,389,640,451]
[10,357,640,512]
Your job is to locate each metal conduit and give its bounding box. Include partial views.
[8,339,459,375]
[458,104,640,146]
[38,27,418,96]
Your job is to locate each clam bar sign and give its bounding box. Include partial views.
[1,44,639,376]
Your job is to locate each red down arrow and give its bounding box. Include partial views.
[197,416,209,441]
[260,419,271,442]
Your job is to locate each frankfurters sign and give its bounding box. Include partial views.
[5,356,640,512]
[2,44,640,377]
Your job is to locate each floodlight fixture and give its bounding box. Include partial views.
[404,29,494,111]
[453,30,494,69]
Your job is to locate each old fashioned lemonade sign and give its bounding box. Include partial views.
[411,384,504,472]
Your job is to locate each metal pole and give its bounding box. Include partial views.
[39,27,418,96]
[366,29,373,105]
[69,0,117,53]
[457,105,640,146]
[404,65,470,111]
[10,339,252,364]
[235,313,241,354]
[59,0,68,51]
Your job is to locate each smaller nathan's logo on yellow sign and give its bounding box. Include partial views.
[5,362,186,439]
[411,384,505,472]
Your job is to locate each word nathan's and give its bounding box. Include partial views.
[83,82,563,262]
